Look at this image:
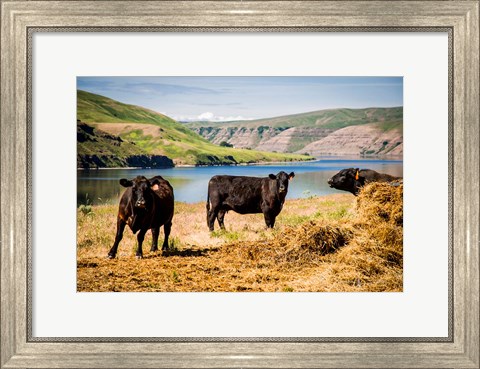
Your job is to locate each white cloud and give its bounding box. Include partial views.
[198,112,257,122]
[173,112,256,122]
[198,112,215,121]
[219,116,252,122]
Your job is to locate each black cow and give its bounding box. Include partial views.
[206,171,295,231]
[108,175,174,259]
[327,168,401,196]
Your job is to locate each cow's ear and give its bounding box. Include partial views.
[269,174,276,180]
[119,178,133,187]
[288,172,295,180]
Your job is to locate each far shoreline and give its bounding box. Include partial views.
[77,155,403,171]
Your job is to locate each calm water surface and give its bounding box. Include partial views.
[77,158,403,205]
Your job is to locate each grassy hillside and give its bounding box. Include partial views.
[186,107,403,156]
[77,90,311,166]
[373,120,403,132]
[77,121,174,168]
[186,107,403,130]
[78,90,213,143]
[78,121,144,157]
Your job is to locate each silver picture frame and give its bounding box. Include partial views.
[1,1,478,368]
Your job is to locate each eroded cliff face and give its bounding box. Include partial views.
[256,127,336,152]
[192,126,336,152]
[195,126,283,149]
[297,124,403,157]
[192,123,402,157]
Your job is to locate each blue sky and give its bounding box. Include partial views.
[77,76,403,121]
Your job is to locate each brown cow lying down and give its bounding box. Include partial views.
[206,171,295,231]
[108,175,174,259]
[327,168,402,196]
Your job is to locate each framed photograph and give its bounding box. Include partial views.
[1,1,478,368]
[76,75,404,292]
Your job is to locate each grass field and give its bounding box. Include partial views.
[77,182,403,292]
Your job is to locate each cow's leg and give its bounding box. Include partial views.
[217,210,226,230]
[150,226,160,252]
[136,228,147,259]
[161,221,172,252]
[263,212,276,228]
[207,206,219,231]
[108,217,126,259]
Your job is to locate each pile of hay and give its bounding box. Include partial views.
[356,181,403,226]
[228,181,404,291]
[229,221,354,265]
[325,181,404,291]
[279,220,354,262]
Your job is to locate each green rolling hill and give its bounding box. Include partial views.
[77,90,311,167]
[185,107,403,156]
[186,107,403,130]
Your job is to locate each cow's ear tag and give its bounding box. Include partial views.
[355,170,359,180]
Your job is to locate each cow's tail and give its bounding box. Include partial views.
[206,191,210,212]
[206,190,211,229]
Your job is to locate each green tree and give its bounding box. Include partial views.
[219,141,233,148]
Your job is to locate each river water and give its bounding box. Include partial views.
[77,158,403,205]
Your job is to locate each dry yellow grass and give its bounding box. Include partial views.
[93,122,164,138]
[77,184,403,292]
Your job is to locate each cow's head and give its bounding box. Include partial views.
[327,168,364,195]
[119,176,153,209]
[269,171,295,194]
